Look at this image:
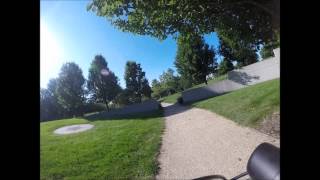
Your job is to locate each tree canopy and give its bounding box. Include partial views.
[151,68,181,99]
[55,62,86,117]
[124,61,151,103]
[88,0,279,47]
[175,34,217,85]
[218,58,234,75]
[87,55,121,111]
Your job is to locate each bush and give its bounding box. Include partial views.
[177,97,184,104]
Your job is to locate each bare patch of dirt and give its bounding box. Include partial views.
[257,112,280,139]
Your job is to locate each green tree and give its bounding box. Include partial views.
[159,68,180,94]
[174,34,217,85]
[218,34,258,67]
[151,79,163,99]
[56,62,86,117]
[259,39,280,60]
[40,88,56,121]
[218,58,234,75]
[124,61,151,103]
[219,38,237,63]
[88,0,279,46]
[87,55,121,111]
[114,89,131,107]
[260,45,274,59]
[151,69,181,99]
[40,79,66,121]
[178,75,193,90]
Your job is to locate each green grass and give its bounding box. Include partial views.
[41,111,164,180]
[192,79,280,127]
[161,75,227,104]
[160,92,182,104]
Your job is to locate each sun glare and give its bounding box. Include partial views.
[40,21,64,88]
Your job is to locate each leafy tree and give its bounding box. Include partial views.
[218,58,234,75]
[259,39,280,59]
[124,61,151,103]
[219,38,237,62]
[40,88,56,121]
[174,34,217,85]
[178,75,193,90]
[88,0,279,47]
[151,79,161,89]
[218,34,258,67]
[202,44,218,83]
[87,55,121,111]
[56,62,86,117]
[151,69,181,99]
[260,45,274,59]
[159,68,180,93]
[151,79,163,99]
[40,79,65,121]
[236,47,258,67]
[114,89,132,107]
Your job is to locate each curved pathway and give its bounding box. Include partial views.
[156,103,279,179]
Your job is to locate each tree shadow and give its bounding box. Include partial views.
[183,91,230,105]
[84,99,163,121]
[228,71,260,85]
[161,102,192,117]
[84,108,163,121]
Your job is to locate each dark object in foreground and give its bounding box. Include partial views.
[193,142,280,180]
[177,97,184,104]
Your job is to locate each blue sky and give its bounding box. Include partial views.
[40,0,221,89]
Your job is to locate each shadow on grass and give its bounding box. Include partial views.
[84,109,164,121]
[183,92,230,106]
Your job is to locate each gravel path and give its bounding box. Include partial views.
[156,103,279,180]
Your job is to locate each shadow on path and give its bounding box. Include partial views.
[161,103,192,117]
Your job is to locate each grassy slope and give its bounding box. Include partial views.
[192,79,280,127]
[159,92,181,104]
[188,74,227,90]
[41,111,164,179]
[161,74,227,103]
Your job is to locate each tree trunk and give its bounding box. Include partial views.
[205,79,208,85]
[105,101,109,112]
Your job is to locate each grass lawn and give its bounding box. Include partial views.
[41,111,164,180]
[161,74,227,104]
[159,92,182,104]
[192,78,280,127]
[188,74,228,90]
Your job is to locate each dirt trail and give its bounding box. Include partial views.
[156,103,279,180]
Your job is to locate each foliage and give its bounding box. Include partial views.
[55,62,86,117]
[88,0,279,45]
[87,55,121,110]
[124,61,151,103]
[113,89,132,107]
[218,58,234,75]
[174,34,217,85]
[151,68,182,99]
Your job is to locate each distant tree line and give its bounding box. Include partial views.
[151,33,277,99]
[40,56,151,121]
[41,32,277,121]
